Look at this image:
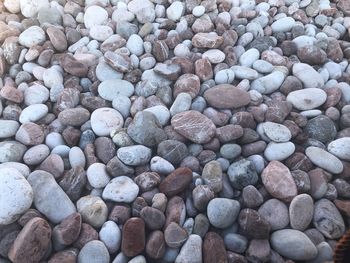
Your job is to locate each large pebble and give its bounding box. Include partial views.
[289,194,314,231]
[18,26,45,48]
[78,240,110,263]
[19,104,48,123]
[251,71,285,94]
[258,199,289,230]
[261,161,297,202]
[327,137,350,161]
[0,168,33,225]
[305,146,343,174]
[91,108,124,136]
[0,120,19,138]
[207,198,240,228]
[286,88,327,110]
[264,142,295,161]
[271,17,296,32]
[227,159,258,190]
[20,0,49,18]
[27,170,76,223]
[262,122,292,142]
[171,111,216,144]
[87,163,110,188]
[175,235,202,263]
[99,221,121,254]
[98,79,134,101]
[313,198,345,239]
[0,141,27,163]
[84,5,108,29]
[102,176,139,203]
[203,84,250,109]
[292,63,324,89]
[270,229,317,261]
[77,196,108,228]
[117,145,152,166]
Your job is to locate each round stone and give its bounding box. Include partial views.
[207,198,240,228]
[258,199,289,231]
[78,240,110,263]
[84,5,108,29]
[99,221,121,254]
[19,104,48,123]
[91,108,124,136]
[313,198,345,239]
[286,88,327,110]
[264,142,295,161]
[327,137,350,161]
[262,122,292,142]
[117,145,152,166]
[87,163,110,188]
[0,120,19,138]
[271,17,296,32]
[292,63,324,89]
[102,176,139,203]
[98,79,134,101]
[77,196,108,228]
[126,34,144,56]
[271,229,317,261]
[20,0,49,18]
[0,141,27,163]
[0,168,33,225]
[18,26,46,48]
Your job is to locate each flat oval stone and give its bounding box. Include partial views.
[271,17,296,33]
[250,71,285,94]
[203,232,227,263]
[305,146,343,174]
[286,88,327,110]
[313,198,345,239]
[264,142,295,161]
[102,176,139,203]
[122,217,145,257]
[0,120,19,138]
[159,167,192,197]
[19,104,48,123]
[203,84,250,109]
[207,198,240,228]
[8,217,51,263]
[0,168,33,225]
[171,110,216,144]
[258,199,289,231]
[58,108,90,127]
[262,122,292,142]
[27,170,76,223]
[292,63,324,89]
[271,229,317,261]
[0,141,27,163]
[327,137,350,161]
[91,108,124,136]
[289,194,314,231]
[117,145,152,166]
[98,79,134,101]
[261,160,297,202]
[18,26,45,48]
[78,240,110,263]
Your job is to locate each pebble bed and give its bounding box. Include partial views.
[0,0,350,262]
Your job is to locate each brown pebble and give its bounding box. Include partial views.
[48,248,78,263]
[15,122,45,146]
[203,232,227,263]
[73,223,98,250]
[164,222,188,248]
[52,213,82,246]
[238,208,271,240]
[121,217,146,257]
[146,230,166,259]
[8,218,51,263]
[173,73,200,98]
[159,167,193,197]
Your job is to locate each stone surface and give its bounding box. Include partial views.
[171,111,216,144]
[175,235,202,263]
[0,168,33,225]
[261,161,297,202]
[27,170,76,223]
[305,146,343,174]
[203,84,250,109]
[78,240,110,263]
[8,217,51,263]
[121,218,145,257]
[289,194,314,231]
[207,198,240,228]
[159,167,192,197]
[287,88,327,110]
[91,108,124,137]
[270,229,317,261]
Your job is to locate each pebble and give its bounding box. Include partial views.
[8,217,51,263]
[117,145,152,166]
[27,170,76,223]
[251,71,285,94]
[207,198,240,228]
[292,63,325,89]
[91,108,124,136]
[167,2,185,21]
[84,5,108,29]
[305,115,337,144]
[102,176,139,203]
[0,141,27,163]
[171,110,216,144]
[175,235,202,263]
[78,240,110,263]
[270,229,317,260]
[18,26,46,48]
[224,233,248,253]
[203,84,250,109]
[261,161,297,202]
[203,232,227,263]
[313,198,345,239]
[19,104,48,123]
[289,194,314,231]
[271,17,296,32]
[264,141,295,161]
[77,195,108,228]
[327,137,350,161]
[286,88,327,110]
[258,199,289,230]
[99,221,121,254]
[86,163,110,188]
[121,217,145,257]
[0,120,19,138]
[23,144,50,166]
[305,146,343,174]
[227,158,258,190]
[98,79,134,101]
[0,168,33,225]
